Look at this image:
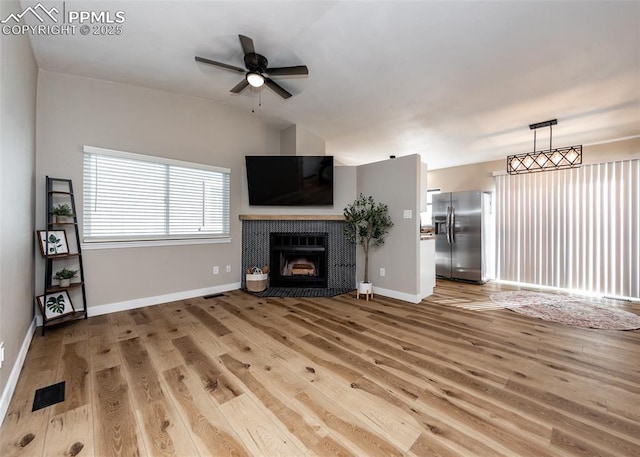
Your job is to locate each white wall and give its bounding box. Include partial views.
[280,124,326,156]
[280,125,297,156]
[357,155,421,301]
[295,126,326,156]
[0,0,38,422]
[35,71,280,309]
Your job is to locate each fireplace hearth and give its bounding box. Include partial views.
[270,233,328,288]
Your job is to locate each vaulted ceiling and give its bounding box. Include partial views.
[24,1,640,169]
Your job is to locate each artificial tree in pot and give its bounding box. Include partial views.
[344,193,393,293]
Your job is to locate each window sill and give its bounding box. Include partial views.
[81,237,231,251]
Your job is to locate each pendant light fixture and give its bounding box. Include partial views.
[507,119,582,174]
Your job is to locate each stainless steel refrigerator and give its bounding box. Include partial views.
[432,190,493,283]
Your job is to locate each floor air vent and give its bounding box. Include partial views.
[32,381,65,411]
[203,293,225,299]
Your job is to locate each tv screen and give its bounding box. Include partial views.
[245,155,334,206]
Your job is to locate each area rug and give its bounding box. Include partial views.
[490,291,640,330]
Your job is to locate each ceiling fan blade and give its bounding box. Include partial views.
[267,65,309,76]
[230,79,250,94]
[195,56,245,73]
[264,78,292,99]
[239,35,255,55]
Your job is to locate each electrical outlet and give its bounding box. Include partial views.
[380,268,386,277]
[0,341,4,369]
[225,265,231,273]
[213,266,219,275]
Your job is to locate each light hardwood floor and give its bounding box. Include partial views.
[1,280,639,456]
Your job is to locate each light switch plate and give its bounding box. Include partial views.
[403,210,412,219]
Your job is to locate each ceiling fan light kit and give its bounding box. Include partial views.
[507,119,582,175]
[246,72,265,88]
[195,34,308,99]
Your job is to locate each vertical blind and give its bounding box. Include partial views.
[495,159,639,299]
[83,146,230,242]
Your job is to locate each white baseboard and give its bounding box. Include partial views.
[0,317,36,427]
[87,282,242,317]
[34,282,242,326]
[420,286,434,300]
[373,286,422,304]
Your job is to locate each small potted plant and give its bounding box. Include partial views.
[54,268,78,287]
[50,204,74,223]
[344,194,393,299]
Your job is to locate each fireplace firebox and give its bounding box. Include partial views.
[270,232,328,288]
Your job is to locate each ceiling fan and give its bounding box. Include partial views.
[195,34,308,99]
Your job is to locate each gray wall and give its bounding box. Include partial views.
[0,0,38,415]
[33,71,388,310]
[357,155,421,297]
[35,71,280,308]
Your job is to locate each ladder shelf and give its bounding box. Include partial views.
[38,176,88,335]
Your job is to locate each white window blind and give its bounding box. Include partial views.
[83,146,230,243]
[495,159,639,299]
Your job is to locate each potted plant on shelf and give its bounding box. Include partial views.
[54,268,78,287]
[343,193,393,299]
[50,204,74,223]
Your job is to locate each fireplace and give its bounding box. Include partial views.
[270,232,328,288]
[241,217,355,294]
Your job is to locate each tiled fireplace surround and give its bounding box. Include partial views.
[241,217,356,290]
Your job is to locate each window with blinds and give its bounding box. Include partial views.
[495,159,639,300]
[83,146,230,243]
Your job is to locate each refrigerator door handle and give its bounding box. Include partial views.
[450,206,456,243]
[446,206,452,243]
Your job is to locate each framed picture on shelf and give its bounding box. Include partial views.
[36,291,75,320]
[37,230,69,256]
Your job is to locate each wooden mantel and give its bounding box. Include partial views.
[239,214,345,221]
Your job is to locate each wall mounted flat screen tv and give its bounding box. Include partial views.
[246,155,334,206]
